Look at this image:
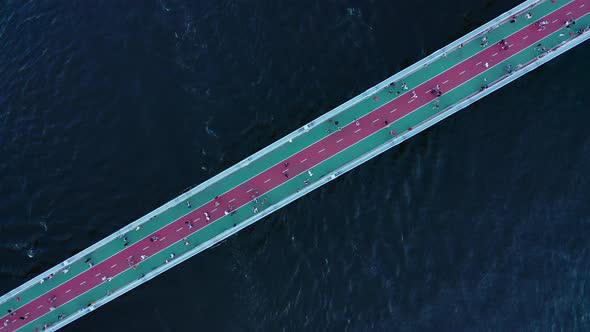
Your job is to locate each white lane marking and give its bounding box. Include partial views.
[13,7,568,316]
[143,246,149,251]
[159,237,166,241]
[211,208,217,213]
[80,281,86,286]
[127,255,133,260]
[354,128,362,133]
[389,108,397,113]
[176,227,183,232]
[580,4,585,8]
[476,61,482,66]
[442,80,449,84]
[110,264,117,268]
[492,52,498,57]
[509,44,514,48]
[65,289,71,294]
[372,118,380,124]
[37,305,44,309]
[95,273,101,277]
[194,218,200,222]
[282,169,289,173]
[336,138,344,143]
[300,158,307,163]
[246,188,253,193]
[459,70,466,75]
[566,11,572,15]
[318,148,325,153]
[523,35,528,40]
[264,178,271,184]
[408,99,415,104]
[228,198,235,203]
[552,19,559,23]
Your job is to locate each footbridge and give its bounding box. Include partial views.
[2,0,589,330]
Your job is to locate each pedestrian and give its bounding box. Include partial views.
[525,12,532,20]
[186,201,191,208]
[480,36,488,47]
[411,90,418,99]
[401,82,408,90]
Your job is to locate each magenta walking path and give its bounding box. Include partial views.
[2,0,589,331]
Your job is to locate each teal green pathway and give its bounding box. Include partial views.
[1,0,589,331]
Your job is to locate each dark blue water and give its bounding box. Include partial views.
[2,0,590,331]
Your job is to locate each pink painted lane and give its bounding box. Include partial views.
[3,1,587,331]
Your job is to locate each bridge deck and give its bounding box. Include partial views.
[2,0,590,330]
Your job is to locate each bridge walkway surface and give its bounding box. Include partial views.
[1,0,590,330]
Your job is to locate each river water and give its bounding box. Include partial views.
[1,0,590,331]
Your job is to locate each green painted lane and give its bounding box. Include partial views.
[0,0,567,318]
[2,1,586,330]
[20,9,590,329]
